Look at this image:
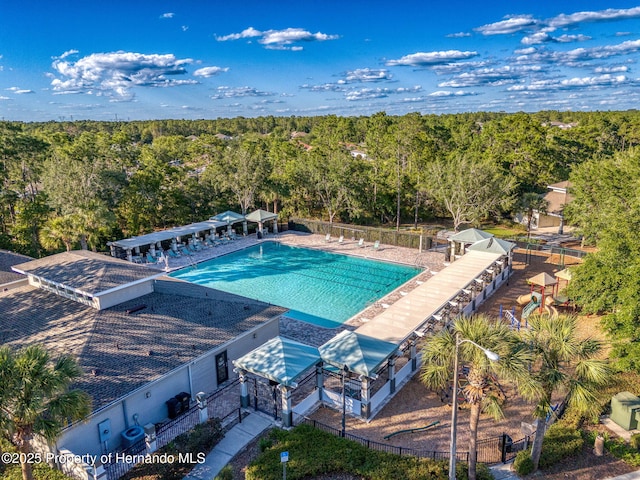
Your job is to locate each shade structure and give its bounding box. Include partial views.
[232,336,320,387]
[210,210,245,225]
[319,330,398,379]
[245,209,278,223]
[450,228,494,244]
[555,268,572,281]
[527,272,558,287]
[108,220,227,250]
[467,237,516,255]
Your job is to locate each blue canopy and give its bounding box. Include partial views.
[319,330,398,379]
[232,336,320,387]
[210,210,245,224]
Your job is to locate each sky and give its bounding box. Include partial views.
[2,1,640,122]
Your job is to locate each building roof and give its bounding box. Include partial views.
[449,228,494,244]
[543,189,573,216]
[0,279,285,411]
[107,220,227,251]
[12,250,158,296]
[0,250,32,286]
[233,336,320,387]
[245,209,278,223]
[210,211,245,225]
[466,237,516,255]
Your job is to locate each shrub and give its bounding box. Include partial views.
[258,436,273,452]
[539,424,584,469]
[245,423,491,480]
[215,464,234,480]
[631,433,640,450]
[513,450,534,476]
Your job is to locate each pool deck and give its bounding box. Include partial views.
[143,231,446,346]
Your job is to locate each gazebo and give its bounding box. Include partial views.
[554,268,572,304]
[211,210,247,236]
[245,209,279,236]
[233,337,321,427]
[448,228,494,261]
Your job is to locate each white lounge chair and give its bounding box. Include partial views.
[358,238,365,248]
[372,240,380,251]
[338,235,344,244]
[325,233,331,242]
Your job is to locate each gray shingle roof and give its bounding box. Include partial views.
[0,280,285,411]
[12,250,158,295]
[0,250,32,286]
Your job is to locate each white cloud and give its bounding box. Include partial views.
[428,90,477,97]
[516,40,640,66]
[475,15,538,35]
[438,65,542,88]
[386,50,478,67]
[59,50,79,59]
[6,87,35,94]
[344,68,392,82]
[594,65,629,73]
[446,32,471,38]
[160,13,174,19]
[216,27,338,50]
[548,7,640,29]
[50,51,196,100]
[345,86,421,101]
[210,86,275,99]
[508,74,628,91]
[522,31,591,45]
[193,66,229,77]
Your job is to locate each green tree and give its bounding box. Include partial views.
[0,345,91,480]
[425,156,516,231]
[420,315,537,480]
[39,214,80,252]
[521,314,611,472]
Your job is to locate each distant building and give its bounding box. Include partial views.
[516,181,573,234]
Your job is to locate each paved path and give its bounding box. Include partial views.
[183,413,273,480]
[489,461,640,480]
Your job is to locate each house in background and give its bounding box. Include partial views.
[0,250,284,462]
[516,181,573,234]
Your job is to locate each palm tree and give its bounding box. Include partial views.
[421,315,538,480]
[39,214,80,252]
[518,192,548,240]
[0,345,91,480]
[522,313,611,472]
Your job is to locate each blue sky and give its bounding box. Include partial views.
[2,1,640,121]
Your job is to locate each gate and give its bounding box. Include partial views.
[248,376,280,420]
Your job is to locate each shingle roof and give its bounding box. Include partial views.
[0,280,285,411]
[12,250,157,295]
[0,250,32,286]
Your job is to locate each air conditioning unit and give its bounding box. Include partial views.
[120,425,145,449]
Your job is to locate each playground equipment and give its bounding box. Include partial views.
[383,421,440,439]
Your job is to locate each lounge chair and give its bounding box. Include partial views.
[325,233,331,242]
[338,235,344,244]
[146,252,158,264]
[167,249,181,258]
[229,231,239,240]
[372,240,380,251]
[178,245,194,256]
[358,238,365,248]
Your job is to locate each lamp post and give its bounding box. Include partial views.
[341,365,349,438]
[449,334,499,480]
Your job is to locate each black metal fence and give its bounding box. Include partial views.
[298,417,468,463]
[289,218,442,250]
[103,379,241,480]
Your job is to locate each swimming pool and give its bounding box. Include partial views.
[169,242,421,328]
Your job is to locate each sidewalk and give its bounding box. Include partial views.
[184,413,273,480]
[489,461,640,480]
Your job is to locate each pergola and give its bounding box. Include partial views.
[107,220,227,261]
[245,209,278,235]
[210,210,248,236]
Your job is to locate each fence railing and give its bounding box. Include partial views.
[289,218,442,250]
[298,417,468,463]
[104,379,241,480]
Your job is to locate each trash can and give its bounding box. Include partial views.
[257,231,263,239]
[175,392,190,412]
[166,397,180,419]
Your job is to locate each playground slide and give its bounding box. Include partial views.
[517,293,532,305]
[522,300,539,320]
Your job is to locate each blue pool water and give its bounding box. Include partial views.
[169,242,421,328]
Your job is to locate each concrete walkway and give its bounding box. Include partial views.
[184,413,273,480]
[489,461,640,480]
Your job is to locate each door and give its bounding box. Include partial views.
[215,351,229,385]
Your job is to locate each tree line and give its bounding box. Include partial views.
[3,110,640,258]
